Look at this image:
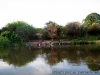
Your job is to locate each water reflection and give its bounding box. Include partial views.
[28,55,52,75]
[0,45,100,75]
[0,61,12,69]
[0,56,52,75]
[0,47,39,67]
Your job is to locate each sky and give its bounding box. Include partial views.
[0,0,100,29]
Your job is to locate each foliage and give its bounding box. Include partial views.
[0,35,10,47]
[0,12,100,44]
[88,23,100,35]
[55,25,66,39]
[35,28,47,40]
[66,22,81,38]
[78,25,87,37]
[35,28,43,33]
[6,21,28,32]
[61,26,67,38]
[16,25,36,41]
[55,25,62,39]
[46,21,57,41]
[4,21,36,41]
[1,31,12,39]
[1,31,22,46]
[83,12,100,27]
[0,27,9,33]
[45,21,66,40]
[36,27,50,40]
[42,30,50,40]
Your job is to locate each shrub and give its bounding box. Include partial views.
[0,36,10,47]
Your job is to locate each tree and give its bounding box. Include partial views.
[1,31,22,46]
[35,28,43,40]
[36,28,50,40]
[6,21,28,32]
[66,22,81,38]
[0,27,9,33]
[0,35,10,47]
[42,30,50,40]
[46,21,57,41]
[16,25,36,41]
[55,25,66,39]
[88,23,100,35]
[78,25,87,37]
[83,13,100,27]
[5,21,36,41]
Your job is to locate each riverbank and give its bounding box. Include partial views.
[25,39,100,47]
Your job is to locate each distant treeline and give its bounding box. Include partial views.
[0,12,100,47]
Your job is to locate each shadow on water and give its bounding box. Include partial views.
[0,44,100,71]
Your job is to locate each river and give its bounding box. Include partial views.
[0,44,100,75]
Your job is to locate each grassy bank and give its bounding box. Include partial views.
[70,36,100,45]
[52,36,100,45]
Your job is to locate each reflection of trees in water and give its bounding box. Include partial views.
[0,47,39,67]
[90,50,100,63]
[46,46,58,66]
[61,46,88,65]
[87,63,100,71]
[86,48,100,71]
[86,56,100,71]
[65,49,82,65]
[24,45,100,71]
[45,46,88,66]
[44,45,100,69]
[0,45,100,70]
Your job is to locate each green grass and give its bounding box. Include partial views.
[69,35,100,45]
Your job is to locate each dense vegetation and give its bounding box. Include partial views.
[0,12,100,47]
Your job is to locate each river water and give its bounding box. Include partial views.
[0,44,100,75]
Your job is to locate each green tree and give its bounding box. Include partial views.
[35,28,43,33]
[5,21,36,41]
[0,27,9,33]
[83,12,100,27]
[35,28,44,40]
[42,30,50,40]
[0,35,10,47]
[16,25,36,41]
[36,28,51,40]
[1,31,22,46]
[6,21,28,32]
[55,25,65,39]
[78,25,87,37]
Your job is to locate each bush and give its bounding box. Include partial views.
[1,31,22,46]
[97,36,100,40]
[0,36,10,47]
